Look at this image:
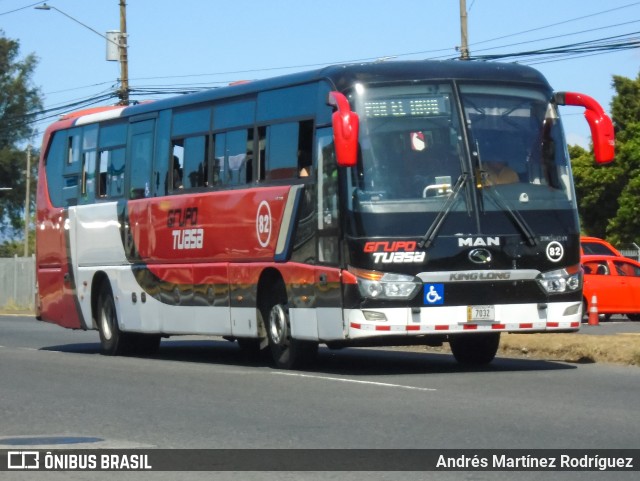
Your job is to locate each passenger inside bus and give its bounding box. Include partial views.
[298,149,312,177]
[482,160,519,185]
[475,135,520,186]
[173,156,183,189]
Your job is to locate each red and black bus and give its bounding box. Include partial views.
[36,60,614,368]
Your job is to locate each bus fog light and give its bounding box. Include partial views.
[563,303,581,316]
[363,311,387,322]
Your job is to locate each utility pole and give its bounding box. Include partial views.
[24,144,31,257]
[459,0,470,60]
[118,0,130,105]
[35,3,130,104]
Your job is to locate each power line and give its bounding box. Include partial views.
[24,33,637,131]
[12,4,640,139]
[467,1,640,48]
[125,3,640,84]
[0,1,43,16]
[467,31,640,62]
[467,19,640,56]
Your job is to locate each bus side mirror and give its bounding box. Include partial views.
[328,91,359,167]
[555,91,615,164]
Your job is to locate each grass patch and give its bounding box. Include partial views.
[399,332,640,367]
[499,333,640,366]
[0,304,34,316]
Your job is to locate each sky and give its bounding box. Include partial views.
[1,0,639,149]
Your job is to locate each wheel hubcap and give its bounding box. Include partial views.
[269,304,289,347]
[101,304,113,340]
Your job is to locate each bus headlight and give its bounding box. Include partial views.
[537,264,582,294]
[348,266,421,300]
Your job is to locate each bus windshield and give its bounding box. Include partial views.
[459,84,576,211]
[349,82,576,216]
[350,83,467,208]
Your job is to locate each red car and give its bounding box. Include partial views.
[580,236,622,256]
[582,255,640,321]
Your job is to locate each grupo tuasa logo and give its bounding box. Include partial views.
[363,241,426,264]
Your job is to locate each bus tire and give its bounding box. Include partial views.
[265,300,317,370]
[97,282,133,356]
[449,332,500,365]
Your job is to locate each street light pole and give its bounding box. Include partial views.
[35,2,130,105]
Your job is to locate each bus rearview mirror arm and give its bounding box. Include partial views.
[555,91,615,164]
[328,91,359,168]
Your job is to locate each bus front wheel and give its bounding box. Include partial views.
[265,301,317,370]
[449,332,500,365]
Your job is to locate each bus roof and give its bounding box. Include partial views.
[51,60,552,128]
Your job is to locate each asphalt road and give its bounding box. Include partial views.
[1,315,639,481]
[578,314,640,335]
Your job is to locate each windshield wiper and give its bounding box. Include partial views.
[474,139,537,247]
[479,173,538,247]
[418,172,469,249]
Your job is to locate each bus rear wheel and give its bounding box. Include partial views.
[449,332,500,366]
[97,282,130,355]
[97,282,160,356]
[265,301,317,370]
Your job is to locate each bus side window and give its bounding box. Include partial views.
[257,126,266,181]
[263,120,314,181]
[97,122,127,200]
[81,150,97,203]
[170,140,184,190]
[80,124,98,204]
[316,127,339,264]
[182,135,209,189]
[62,128,82,206]
[108,148,125,197]
[44,132,66,207]
[226,129,250,186]
[265,122,299,181]
[97,148,125,199]
[128,121,155,199]
[214,133,227,185]
[246,128,254,184]
[298,120,314,177]
[98,151,108,198]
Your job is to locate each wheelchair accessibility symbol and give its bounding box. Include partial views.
[424,284,444,305]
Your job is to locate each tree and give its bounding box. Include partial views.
[571,72,640,246]
[0,31,42,148]
[571,144,625,239]
[0,31,43,249]
[605,74,640,245]
[0,146,38,237]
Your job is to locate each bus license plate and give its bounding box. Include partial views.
[467,305,495,322]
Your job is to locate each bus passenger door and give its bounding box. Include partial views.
[316,128,340,265]
[125,118,156,261]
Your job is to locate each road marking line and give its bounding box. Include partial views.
[271,372,437,391]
